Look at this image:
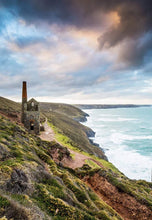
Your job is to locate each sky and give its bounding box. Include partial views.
[0,0,152,104]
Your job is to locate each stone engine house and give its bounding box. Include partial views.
[21,81,40,134]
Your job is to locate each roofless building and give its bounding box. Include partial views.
[21,81,40,134]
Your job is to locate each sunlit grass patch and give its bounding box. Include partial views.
[85,159,100,169]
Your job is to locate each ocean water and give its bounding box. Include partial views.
[82,107,152,182]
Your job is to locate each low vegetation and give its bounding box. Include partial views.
[0,115,122,219]
[0,96,152,219]
[40,102,89,122]
[43,111,107,159]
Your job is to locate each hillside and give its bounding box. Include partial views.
[0,97,105,159]
[0,97,152,219]
[42,111,106,160]
[0,97,21,123]
[40,102,89,122]
[0,97,88,122]
[0,97,21,113]
[0,114,123,220]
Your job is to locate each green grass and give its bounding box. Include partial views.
[40,102,88,121]
[0,195,10,208]
[34,184,95,220]
[43,111,106,159]
[48,121,120,174]
[85,159,100,169]
[62,175,88,203]
[0,100,152,219]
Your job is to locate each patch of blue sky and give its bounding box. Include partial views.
[0,11,55,46]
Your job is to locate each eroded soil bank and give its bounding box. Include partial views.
[83,173,152,220]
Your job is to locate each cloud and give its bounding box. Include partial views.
[1,0,152,103]
[116,33,152,67]
[1,0,152,33]
[1,0,152,67]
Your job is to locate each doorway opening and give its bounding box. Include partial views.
[30,120,34,131]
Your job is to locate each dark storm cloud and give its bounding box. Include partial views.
[118,33,152,67]
[1,0,152,67]
[0,0,113,27]
[1,0,152,29]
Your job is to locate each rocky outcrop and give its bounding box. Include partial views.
[85,128,95,138]
[73,112,89,122]
[0,144,10,161]
[7,169,30,194]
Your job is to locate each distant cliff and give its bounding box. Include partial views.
[76,104,151,109]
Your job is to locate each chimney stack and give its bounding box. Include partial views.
[21,81,27,123]
[22,81,27,102]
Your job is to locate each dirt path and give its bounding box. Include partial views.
[39,119,55,142]
[63,149,89,169]
[63,149,104,169]
[39,119,103,169]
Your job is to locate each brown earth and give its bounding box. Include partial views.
[62,149,104,169]
[40,119,103,169]
[83,173,152,220]
[39,119,55,142]
[0,111,21,124]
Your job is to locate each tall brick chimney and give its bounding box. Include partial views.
[21,81,27,123]
[22,81,27,102]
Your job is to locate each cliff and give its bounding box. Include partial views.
[76,104,151,109]
[40,102,89,122]
[0,97,152,220]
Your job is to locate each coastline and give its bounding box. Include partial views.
[1,97,152,219]
[76,104,151,109]
[81,107,152,181]
[79,111,108,161]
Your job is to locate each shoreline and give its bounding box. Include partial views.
[81,107,152,182]
[80,111,108,161]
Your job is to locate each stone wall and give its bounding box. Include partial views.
[24,110,40,134]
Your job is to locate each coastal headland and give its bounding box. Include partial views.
[0,96,152,220]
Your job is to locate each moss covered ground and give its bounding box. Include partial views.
[0,96,152,219]
[0,114,123,220]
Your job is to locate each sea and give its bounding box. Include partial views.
[82,107,152,182]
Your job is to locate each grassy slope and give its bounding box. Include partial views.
[0,97,106,159]
[0,114,152,220]
[40,102,88,122]
[1,97,152,219]
[0,97,21,114]
[43,111,106,159]
[0,115,122,220]
[0,97,88,121]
